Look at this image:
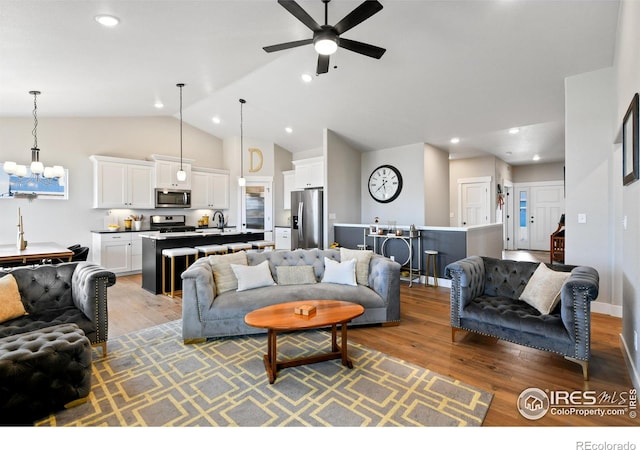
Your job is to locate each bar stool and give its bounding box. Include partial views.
[251,240,275,251]
[424,250,439,287]
[227,242,252,253]
[357,244,369,250]
[194,244,228,257]
[162,247,198,298]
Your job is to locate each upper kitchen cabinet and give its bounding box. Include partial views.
[90,155,155,209]
[293,157,324,189]
[191,167,230,210]
[150,154,193,190]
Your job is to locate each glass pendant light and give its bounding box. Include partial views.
[238,98,246,187]
[176,83,187,182]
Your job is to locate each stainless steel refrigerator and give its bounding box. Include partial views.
[291,188,323,249]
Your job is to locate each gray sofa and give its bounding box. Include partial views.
[445,256,599,380]
[181,248,401,341]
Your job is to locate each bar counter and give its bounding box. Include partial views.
[333,223,503,286]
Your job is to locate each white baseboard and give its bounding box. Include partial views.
[619,333,640,391]
[591,301,623,318]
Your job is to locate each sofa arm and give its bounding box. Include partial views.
[560,266,599,359]
[71,262,115,347]
[368,255,401,321]
[445,256,486,326]
[181,263,216,339]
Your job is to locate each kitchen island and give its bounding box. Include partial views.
[140,229,264,294]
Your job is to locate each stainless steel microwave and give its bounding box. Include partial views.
[155,189,191,208]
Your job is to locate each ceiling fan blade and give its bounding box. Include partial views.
[278,0,322,32]
[316,54,330,74]
[338,38,386,59]
[263,38,313,53]
[334,0,383,35]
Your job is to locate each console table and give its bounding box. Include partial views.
[368,232,421,287]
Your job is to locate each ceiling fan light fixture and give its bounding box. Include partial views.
[314,34,338,55]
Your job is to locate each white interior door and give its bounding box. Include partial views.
[530,184,564,250]
[514,182,564,250]
[459,180,490,226]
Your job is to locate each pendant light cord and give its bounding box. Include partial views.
[178,84,184,171]
[240,98,246,178]
[31,91,39,150]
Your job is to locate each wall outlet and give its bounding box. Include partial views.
[328,213,336,220]
[578,213,587,224]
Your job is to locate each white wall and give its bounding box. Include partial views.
[424,144,450,226]
[325,129,361,246]
[565,68,616,317]
[360,143,425,226]
[613,0,640,389]
[0,116,223,250]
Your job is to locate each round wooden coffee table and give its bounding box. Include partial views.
[244,299,365,384]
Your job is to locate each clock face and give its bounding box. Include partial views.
[368,165,403,203]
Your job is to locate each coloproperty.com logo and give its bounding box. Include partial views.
[518,387,637,420]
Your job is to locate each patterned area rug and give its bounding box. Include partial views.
[36,321,492,426]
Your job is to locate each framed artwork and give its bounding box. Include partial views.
[623,93,639,186]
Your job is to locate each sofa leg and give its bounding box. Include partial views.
[184,338,206,345]
[93,342,107,358]
[565,356,589,381]
[451,327,459,342]
[64,396,89,409]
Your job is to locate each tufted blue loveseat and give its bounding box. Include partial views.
[181,248,401,342]
[445,256,599,380]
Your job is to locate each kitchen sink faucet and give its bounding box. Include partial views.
[212,210,225,230]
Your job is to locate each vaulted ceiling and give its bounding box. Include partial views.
[0,0,620,165]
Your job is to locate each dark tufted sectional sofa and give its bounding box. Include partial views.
[445,256,599,380]
[0,262,115,424]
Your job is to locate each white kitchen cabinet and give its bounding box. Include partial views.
[293,157,324,189]
[275,227,291,250]
[90,155,155,209]
[92,232,143,274]
[191,168,230,209]
[283,170,295,209]
[150,154,194,189]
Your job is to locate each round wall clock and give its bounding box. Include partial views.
[368,165,403,203]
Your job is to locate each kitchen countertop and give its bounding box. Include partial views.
[91,228,153,234]
[139,228,264,240]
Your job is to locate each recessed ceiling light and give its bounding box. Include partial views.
[285,127,293,134]
[212,117,221,124]
[532,154,541,161]
[301,73,313,83]
[95,15,120,27]
[154,101,164,109]
[450,137,460,144]
[509,127,520,134]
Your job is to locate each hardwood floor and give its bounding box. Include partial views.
[106,256,636,427]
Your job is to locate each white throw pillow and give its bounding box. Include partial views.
[340,248,372,286]
[321,257,357,286]
[519,263,571,315]
[230,260,275,292]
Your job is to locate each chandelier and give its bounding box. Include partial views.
[3,91,65,186]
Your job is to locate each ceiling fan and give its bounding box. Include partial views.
[263,0,386,75]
